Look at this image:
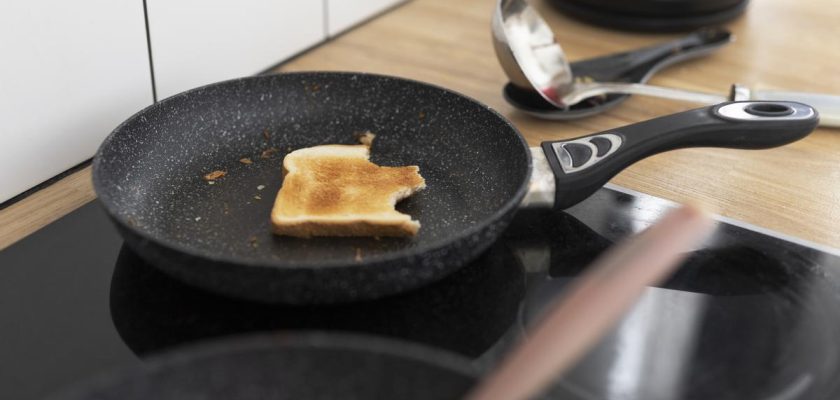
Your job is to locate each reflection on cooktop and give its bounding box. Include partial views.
[3,186,840,400]
[509,205,840,400]
[109,243,525,358]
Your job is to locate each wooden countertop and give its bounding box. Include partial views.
[2,0,839,250]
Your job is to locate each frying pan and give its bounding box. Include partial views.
[93,72,818,304]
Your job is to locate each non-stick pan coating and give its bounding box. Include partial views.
[93,72,531,303]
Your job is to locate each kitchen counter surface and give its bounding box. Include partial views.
[2,0,839,250]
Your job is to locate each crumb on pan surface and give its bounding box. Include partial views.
[203,170,227,181]
[354,131,376,147]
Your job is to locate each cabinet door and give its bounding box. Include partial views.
[327,0,407,36]
[0,1,153,203]
[147,0,325,99]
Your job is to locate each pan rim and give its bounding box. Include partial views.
[92,71,532,270]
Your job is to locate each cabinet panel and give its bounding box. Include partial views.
[0,1,153,203]
[147,0,326,99]
[327,0,406,36]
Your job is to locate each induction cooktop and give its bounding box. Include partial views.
[2,184,839,400]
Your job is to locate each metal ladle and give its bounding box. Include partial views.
[492,0,840,126]
[492,0,726,107]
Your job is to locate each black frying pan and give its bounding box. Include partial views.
[93,72,818,304]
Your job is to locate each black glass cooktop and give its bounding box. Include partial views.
[2,185,840,400]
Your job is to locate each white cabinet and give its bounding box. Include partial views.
[146,0,326,99]
[327,0,407,36]
[0,0,153,203]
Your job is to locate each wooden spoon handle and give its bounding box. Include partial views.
[466,204,715,400]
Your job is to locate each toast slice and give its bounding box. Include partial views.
[271,142,426,237]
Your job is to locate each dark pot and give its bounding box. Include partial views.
[548,0,749,32]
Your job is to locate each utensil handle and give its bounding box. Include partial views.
[466,205,716,400]
[542,101,819,209]
[570,28,732,82]
[633,28,732,65]
[562,82,727,106]
[750,89,840,127]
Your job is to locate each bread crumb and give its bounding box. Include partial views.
[203,170,227,181]
[195,217,201,222]
[254,195,262,200]
[355,248,363,262]
[239,158,253,165]
[257,185,265,190]
[248,235,259,248]
[208,181,215,185]
[262,129,270,142]
[260,147,279,159]
[355,131,376,147]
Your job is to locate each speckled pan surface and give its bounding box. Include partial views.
[93,72,531,303]
[49,333,478,400]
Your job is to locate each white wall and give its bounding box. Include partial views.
[146,0,326,100]
[0,0,408,204]
[0,0,153,203]
[327,0,406,37]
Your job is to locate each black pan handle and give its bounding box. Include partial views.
[541,101,819,209]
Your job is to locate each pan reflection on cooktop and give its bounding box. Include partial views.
[510,206,840,399]
[112,202,840,400]
[109,242,525,358]
[4,187,840,400]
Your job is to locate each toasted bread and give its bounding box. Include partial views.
[271,142,426,237]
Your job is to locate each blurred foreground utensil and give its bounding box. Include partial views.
[466,204,716,400]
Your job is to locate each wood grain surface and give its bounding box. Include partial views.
[2,0,839,250]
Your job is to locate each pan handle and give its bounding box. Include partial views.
[541,101,819,209]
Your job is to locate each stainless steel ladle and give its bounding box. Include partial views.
[492,0,840,126]
[492,0,726,107]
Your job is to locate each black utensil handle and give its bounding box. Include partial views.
[618,28,731,68]
[571,28,732,82]
[542,101,819,209]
